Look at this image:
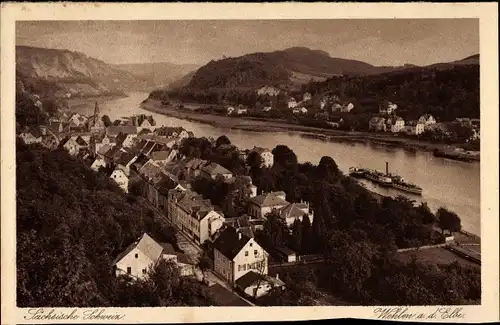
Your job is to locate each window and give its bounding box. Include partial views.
[243,264,246,271]
[127,267,131,274]
[254,250,258,255]
[142,269,146,274]
[249,243,253,247]
[238,265,241,272]
[245,251,248,257]
[135,253,138,258]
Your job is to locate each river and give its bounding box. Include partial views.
[75,92,481,236]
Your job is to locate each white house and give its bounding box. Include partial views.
[292,107,308,114]
[116,132,137,148]
[389,117,405,133]
[19,128,43,145]
[167,189,225,245]
[380,102,398,115]
[235,271,285,298]
[302,92,312,102]
[418,114,437,126]
[248,191,289,219]
[112,233,194,279]
[200,162,233,180]
[109,168,129,193]
[63,136,89,156]
[90,157,107,172]
[287,98,297,109]
[331,103,342,112]
[250,146,274,168]
[279,202,314,227]
[227,106,235,115]
[342,102,355,113]
[236,107,248,115]
[213,226,269,286]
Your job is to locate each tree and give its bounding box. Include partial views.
[102,115,112,127]
[316,156,341,182]
[246,151,264,171]
[272,145,298,169]
[301,214,313,254]
[416,202,436,224]
[197,252,212,283]
[437,207,462,235]
[215,135,231,147]
[289,219,303,252]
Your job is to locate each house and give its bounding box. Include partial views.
[222,215,265,239]
[48,120,64,134]
[68,113,88,127]
[257,85,280,97]
[112,233,194,279]
[388,116,405,133]
[235,271,285,298]
[292,107,308,114]
[144,172,184,212]
[302,92,312,102]
[109,168,129,192]
[213,226,269,285]
[418,114,437,126]
[331,103,342,113]
[249,146,274,168]
[19,127,43,145]
[262,106,272,112]
[150,149,178,167]
[341,102,355,113]
[161,243,195,277]
[200,163,233,180]
[379,102,398,115]
[224,176,258,198]
[403,123,425,136]
[90,157,107,172]
[369,117,387,132]
[106,125,138,137]
[227,106,235,115]
[183,158,209,180]
[236,107,248,115]
[63,136,89,156]
[92,134,116,155]
[154,127,191,139]
[116,132,137,148]
[41,134,60,150]
[274,246,297,263]
[114,151,138,176]
[248,191,289,219]
[279,202,314,227]
[287,98,297,109]
[167,188,225,245]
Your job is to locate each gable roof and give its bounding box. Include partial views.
[112,233,163,266]
[106,125,137,136]
[115,151,136,166]
[161,242,177,256]
[115,132,135,146]
[75,136,88,146]
[150,150,175,161]
[213,226,251,260]
[201,162,232,176]
[279,203,308,220]
[249,192,288,208]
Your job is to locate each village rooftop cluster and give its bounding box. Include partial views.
[17,101,324,302]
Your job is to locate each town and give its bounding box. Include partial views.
[17,92,481,306]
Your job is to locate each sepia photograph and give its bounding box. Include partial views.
[1,2,499,323]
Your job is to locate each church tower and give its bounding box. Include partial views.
[93,101,100,121]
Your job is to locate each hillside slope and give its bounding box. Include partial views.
[16,45,147,98]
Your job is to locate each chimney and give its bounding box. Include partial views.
[238,232,242,240]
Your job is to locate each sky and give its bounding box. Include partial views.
[16,19,479,66]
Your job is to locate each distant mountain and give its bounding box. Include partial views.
[115,62,199,90]
[16,45,147,98]
[425,54,479,70]
[182,47,407,91]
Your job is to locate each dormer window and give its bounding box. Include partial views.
[135,253,138,258]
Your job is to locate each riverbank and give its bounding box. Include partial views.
[141,99,479,162]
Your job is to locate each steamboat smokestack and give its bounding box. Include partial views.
[385,161,389,175]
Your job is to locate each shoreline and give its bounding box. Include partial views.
[141,99,480,162]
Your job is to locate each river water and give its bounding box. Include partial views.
[78,92,481,235]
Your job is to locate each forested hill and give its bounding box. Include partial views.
[182,47,406,91]
[16,45,147,98]
[303,63,479,121]
[16,141,215,307]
